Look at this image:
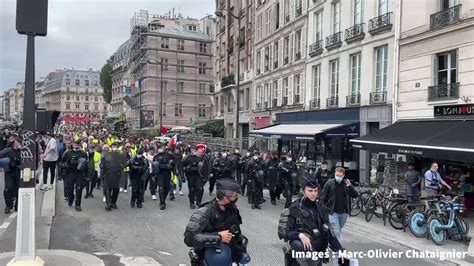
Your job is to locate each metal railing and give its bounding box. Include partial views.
[296,6,302,17]
[428,83,459,101]
[295,51,301,60]
[369,12,393,34]
[309,40,324,56]
[284,57,289,65]
[346,93,361,106]
[326,32,342,49]
[370,91,387,104]
[345,23,365,42]
[274,61,279,69]
[310,98,320,109]
[431,5,461,30]
[294,95,300,104]
[282,96,288,106]
[326,96,339,108]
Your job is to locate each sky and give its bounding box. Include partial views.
[0,0,215,91]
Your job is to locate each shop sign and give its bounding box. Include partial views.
[434,104,474,117]
[295,136,314,140]
[398,149,423,156]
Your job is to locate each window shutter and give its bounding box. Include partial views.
[288,76,294,105]
[279,38,284,64]
[278,79,282,106]
[290,33,294,62]
[301,27,306,58]
[290,0,295,20]
[433,55,438,86]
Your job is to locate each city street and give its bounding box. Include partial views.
[46,181,449,266]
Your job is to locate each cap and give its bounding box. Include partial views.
[302,175,320,189]
[73,139,81,145]
[216,179,242,194]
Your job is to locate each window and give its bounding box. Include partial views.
[436,50,457,85]
[296,0,302,16]
[161,58,169,71]
[199,62,207,74]
[66,95,70,101]
[284,0,290,23]
[178,81,184,93]
[198,104,206,117]
[350,53,361,94]
[161,80,169,92]
[441,0,459,10]
[312,65,321,98]
[174,103,183,117]
[85,96,89,101]
[85,88,89,94]
[178,60,185,73]
[161,37,169,49]
[178,39,185,50]
[66,87,70,93]
[283,77,289,105]
[257,14,263,40]
[294,74,301,104]
[330,60,339,96]
[94,104,99,111]
[255,85,262,110]
[85,80,89,86]
[295,30,302,60]
[264,47,270,72]
[76,96,79,101]
[378,0,388,15]
[65,79,70,85]
[256,50,262,73]
[272,80,278,107]
[188,25,197,31]
[264,83,269,108]
[275,2,280,29]
[200,42,207,53]
[283,36,290,63]
[93,80,98,86]
[75,104,80,110]
[95,89,98,93]
[75,79,80,86]
[265,7,271,36]
[273,42,279,67]
[85,104,89,111]
[314,10,323,41]
[95,96,98,101]
[199,83,206,94]
[375,46,388,92]
[162,103,167,116]
[332,1,341,33]
[66,104,70,110]
[354,0,364,25]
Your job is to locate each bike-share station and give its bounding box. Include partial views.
[349,105,474,262]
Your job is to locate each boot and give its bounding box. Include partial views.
[105,204,112,211]
[75,206,82,212]
[190,203,196,209]
[84,193,89,199]
[131,202,135,208]
[112,203,118,209]
[137,202,143,208]
[255,204,261,209]
[4,206,12,214]
[160,203,166,210]
[271,200,276,205]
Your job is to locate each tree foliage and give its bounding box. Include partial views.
[197,119,225,138]
[100,56,113,104]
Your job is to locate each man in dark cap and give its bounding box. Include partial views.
[184,179,249,265]
[281,175,346,266]
[61,139,88,211]
[0,135,22,213]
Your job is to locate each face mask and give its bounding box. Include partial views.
[287,158,292,162]
[235,150,239,154]
[158,149,164,153]
[222,153,228,158]
[335,175,344,183]
[253,156,258,160]
[321,165,327,170]
[246,152,251,157]
[73,147,80,151]
[228,197,238,206]
[137,154,143,158]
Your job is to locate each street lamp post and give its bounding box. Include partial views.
[215,8,242,145]
[148,59,164,136]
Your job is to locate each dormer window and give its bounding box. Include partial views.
[187,25,197,31]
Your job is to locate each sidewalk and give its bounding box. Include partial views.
[0,250,104,266]
[262,189,474,265]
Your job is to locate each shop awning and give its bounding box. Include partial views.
[249,123,359,140]
[350,120,474,163]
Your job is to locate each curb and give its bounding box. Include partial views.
[0,249,105,266]
[466,240,474,263]
[39,178,56,250]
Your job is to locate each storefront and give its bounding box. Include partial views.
[350,104,474,209]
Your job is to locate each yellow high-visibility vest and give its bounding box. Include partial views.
[93,151,101,172]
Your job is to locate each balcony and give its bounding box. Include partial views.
[326,96,339,108]
[346,93,361,106]
[264,101,269,109]
[256,103,262,110]
[369,12,393,35]
[220,74,235,89]
[345,23,365,44]
[370,91,387,105]
[325,32,342,50]
[428,83,459,101]
[431,5,461,30]
[285,15,290,23]
[239,73,244,82]
[309,40,324,57]
[282,96,288,106]
[310,98,320,109]
[293,95,301,104]
[295,51,302,60]
[283,56,289,65]
[274,61,279,69]
[272,99,278,108]
[256,68,261,75]
[296,6,302,17]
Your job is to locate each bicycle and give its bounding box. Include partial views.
[349,182,372,217]
[407,196,439,238]
[428,194,470,245]
[365,185,397,222]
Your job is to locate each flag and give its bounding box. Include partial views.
[169,133,181,147]
[131,80,141,89]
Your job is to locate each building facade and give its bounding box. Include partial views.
[214,0,255,139]
[41,69,107,118]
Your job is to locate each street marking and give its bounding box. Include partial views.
[157,251,172,256]
[9,213,17,219]
[0,221,10,229]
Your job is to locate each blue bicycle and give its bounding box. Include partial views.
[428,195,470,245]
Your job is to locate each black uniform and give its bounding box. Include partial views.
[239,155,251,195]
[279,160,297,208]
[183,154,203,208]
[266,157,281,204]
[128,155,148,208]
[0,147,21,213]
[61,148,88,210]
[153,150,175,209]
[247,157,265,208]
[229,153,242,182]
[316,168,332,188]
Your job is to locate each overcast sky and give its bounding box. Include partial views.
[0,0,214,91]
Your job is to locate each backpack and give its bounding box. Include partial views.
[277,208,290,241]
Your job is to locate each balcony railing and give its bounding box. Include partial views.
[294,95,300,104]
[239,73,244,81]
[284,56,289,65]
[430,5,461,30]
[370,91,387,105]
[310,98,320,109]
[428,83,459,101]
[285,15,290,23]
[295,51,301,60]
[256,103,262,110]
[326,96,339,108]
[369,12,393,35]
[264,101,269,109]
[345,23,365,43]
[220,74,235,88]
[282,96,288,106]
[256,69,261,75]
[274,61,279,69]
[346,93,361,106]
[309,40,324,57]
[296,6,302,17]
[326,32,342,50]
[272,99,278,108]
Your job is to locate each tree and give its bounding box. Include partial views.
[100,55,113,104]
[197,119,224,138]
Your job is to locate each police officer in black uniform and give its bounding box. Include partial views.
[128,148,148,208]
[0,135,21,214]
[315,161,331,188]
[281,176,346,266]
[154,146,175,210]
[279,155,298,208]
[61,140,88,211]
[184,179,249,266]
[183,148,203,209]
[267,153,281,205]
[247,152,265,209]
